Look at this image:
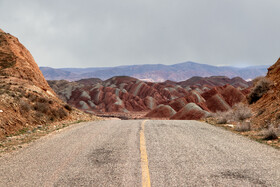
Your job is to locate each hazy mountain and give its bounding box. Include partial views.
[40,62,269,82]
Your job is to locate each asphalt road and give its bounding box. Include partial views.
[0,120,279,186]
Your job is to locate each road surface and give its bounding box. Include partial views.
[0,120,279,186]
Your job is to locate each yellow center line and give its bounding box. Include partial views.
[140,120,151,187]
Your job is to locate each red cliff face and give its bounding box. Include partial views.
[0,29,86,139]
[0,29,52,92]
[251,58,280,128]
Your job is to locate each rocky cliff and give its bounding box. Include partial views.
[251,58,280,128]
[0,29,90,138]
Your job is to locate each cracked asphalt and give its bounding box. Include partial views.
[0,120,279,186]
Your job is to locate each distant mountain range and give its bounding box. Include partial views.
[40,61,269,82]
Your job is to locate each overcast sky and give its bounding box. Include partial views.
[0,0,279,68]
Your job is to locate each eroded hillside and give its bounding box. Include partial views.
[250,58,280,129]
[48,75,251,120]
[0,29,94,139]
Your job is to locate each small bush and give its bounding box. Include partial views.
[19,100,31,114]
[27,93,38,102]
[64,104,72,111]
[49,116,55,122]
[0,89,5,95]
[260,125,280,140]
[33,102,49,114]
[262,130,278,140]
[57,108,68,119]
[35,111,44,119]
[214,103,252,125]
[248,77,272,104]
[50,109,59,118]
[234,122,251,132]
[214,110,232,124]
[275,113,280,121]
[252,76,264,86]
[232,103,252,121]
[0,60,16,69]
[38,97,48,103]
[256,108,265,117]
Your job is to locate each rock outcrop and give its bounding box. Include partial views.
[170,103,210,120]
[0,29,89,139]
[250,58,280,128]
[145,105,176,118]
[201,85,246,112]
[0,29,51,91]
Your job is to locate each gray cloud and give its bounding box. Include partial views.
[1,0,280,68]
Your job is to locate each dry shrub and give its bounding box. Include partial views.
[57,108,68,119]
[35,111,44,119]
[27,93,38,102]
[64,104,72,111]
[214,110,232,124]
[38,97,48,103]
[232,103,252,121]
[50,109,59,119]
[33,102,50,114]
[259,125,280,140]
[248,77,272,104]
[19,100,31,114]
[234,122,251,132]
[0,89,5,95]
[256,108,265,117]
[252,76,265,86]
[214,103,252,124]
[275,113,280,121]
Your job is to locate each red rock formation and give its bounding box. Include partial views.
[201,85,246,112]
[0,29,89,139]
[251,58,280,128]
[217,85,246,107]
[49,71,250,119]
[50,76,191,113]
[179,76,250,89]
[0,29,52,92]
[170,103,209,120]
[169,97,188,112]
[145,105,176,118]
